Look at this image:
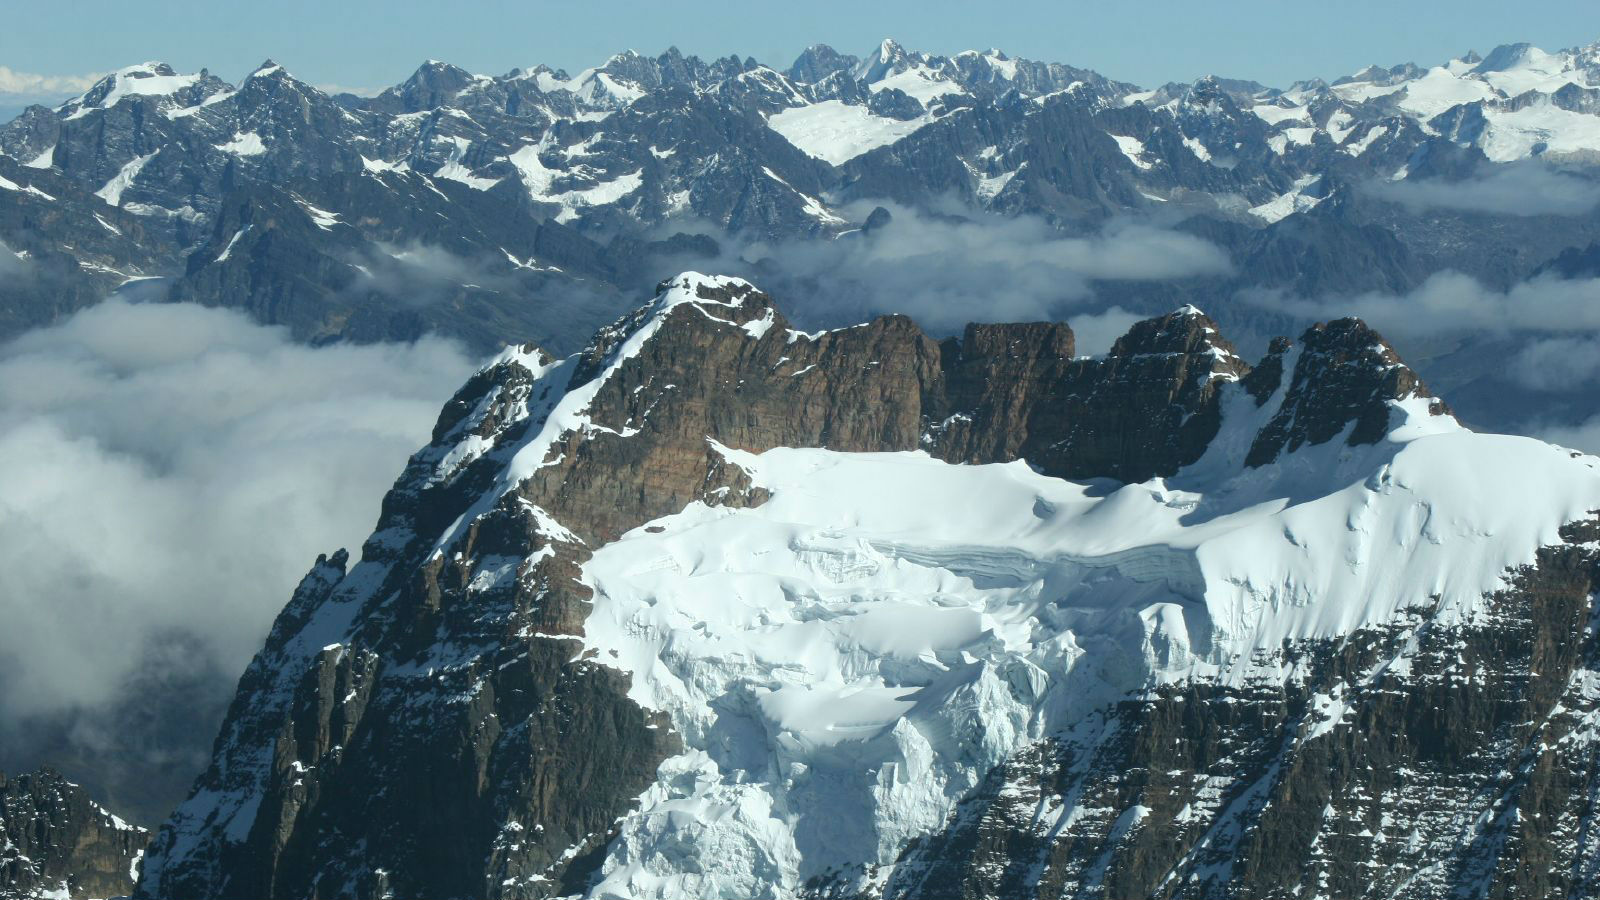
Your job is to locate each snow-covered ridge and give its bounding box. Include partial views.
[57,61,224,121]
[15,34,1600,240]
[337,271,1600,895]
[1248,39,1600,162]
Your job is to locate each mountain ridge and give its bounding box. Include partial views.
[132,272,1600,899]
[3,34,1598,429]
[0,767,148,900]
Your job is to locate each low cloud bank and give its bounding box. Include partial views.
[0,65,103,106]
[1241,270,1600,339]
[1366,162,1600,217]
[658,203,1233,354]
[0,299,478,820]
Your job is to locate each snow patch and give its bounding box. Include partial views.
[506,142,642,222]
[217,132,267,156]
[94,152,158,207]
[297,199,341,230]
[215,225,252,263]
[1249,175,1326,224]
[0,172,53,200]
[1110,134,1152,170]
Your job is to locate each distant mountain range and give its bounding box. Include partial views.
[1,37,1599,437]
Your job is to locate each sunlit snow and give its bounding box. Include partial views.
[767,101,932,165]
[579,388,1600,895]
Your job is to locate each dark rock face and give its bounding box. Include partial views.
[0,155,177,336]
[1245,318,1446,466]
[0,768,148,900]
[136,278,942,898]
[930,309,1250,483]
[1535,239,1600,279]
[137,275,1457,899]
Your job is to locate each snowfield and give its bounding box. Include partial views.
[767,101,934,166]
[579,383,1600,896]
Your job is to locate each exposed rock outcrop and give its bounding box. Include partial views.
[1,768,148,900]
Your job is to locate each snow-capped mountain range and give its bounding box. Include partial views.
[125,271,1600,899]
[9,38,1600,233]
[2,37,1600,439]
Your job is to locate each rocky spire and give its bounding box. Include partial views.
[1245,317,1446,467]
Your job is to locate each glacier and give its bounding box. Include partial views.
[578,395,1600,896]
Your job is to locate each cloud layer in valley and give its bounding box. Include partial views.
[0,299,478,821]
[659,202,1233,353]
[1240,269,1600,339]
[1365,162,1600,217]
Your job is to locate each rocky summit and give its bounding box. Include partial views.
[128,273,1600,899]
[0,768,148,900]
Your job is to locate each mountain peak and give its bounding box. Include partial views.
[1110,304,1237,361]
[1243,316,1445,466]
[125,60,178,77]
[856,37,915,82]
[58,61,219,117]
[132,269,1600,900]
[787,43,858,82]
[1,767,148,900]
[246,59,283,79]
[643,272,773,336]
[1473,41,1539,73]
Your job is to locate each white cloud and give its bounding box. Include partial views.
[1366,162,1600,217]
[664,202,1232,340]
[1239,270,1600,340]
[0,300,479,815]
[1536,415,1600,456]
[0,65,104,102]
[1507,335,1600,392]
[1068,306,1145,357]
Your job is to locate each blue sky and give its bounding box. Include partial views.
[2,0,1597,104]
